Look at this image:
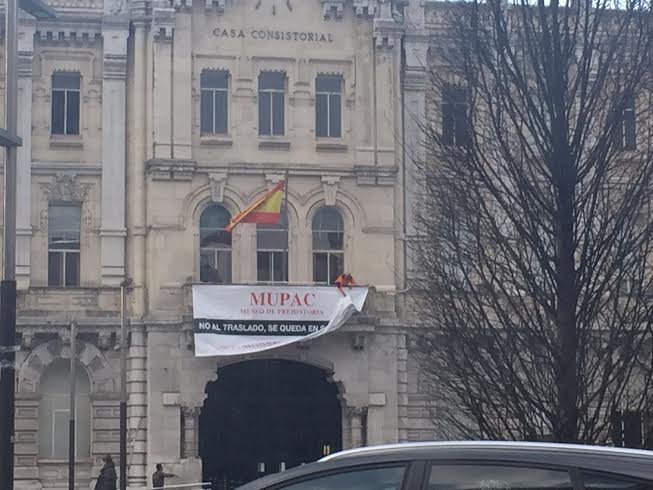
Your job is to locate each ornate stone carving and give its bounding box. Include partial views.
[105,0,127,15]
[346,405,368,419]
[354,0,377,17]
[206,0,226,12]
[98,331,112,350]
[183,329,194,350]
[41,173,91,202]
[322,0,344,19]
[321,176,340,206]
[182,406,201,417]
[43,0,103,10]
[209,173,228,203]
[153,8,175,41]
[265,173,286,187]
[21,331,34,350]
[254,0,294,15]
[58,329,71,346]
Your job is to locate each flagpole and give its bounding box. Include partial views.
[68,321,76,490]
[282,171,289,282]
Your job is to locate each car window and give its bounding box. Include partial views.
[428,464,573,490]
[581,471,653,490]
[276,465,406,490]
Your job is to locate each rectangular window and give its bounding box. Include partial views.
[428,464,573,490]
[316,75,342,138]
[53,408,70,459]
[442,84,469,147]
[615,95,636,151]
[582,471,652,490]
[51,72,81,135]
[48,204,81,287]
[257,221,288,283]
[313,252,344,284]
[200,70,229,135]
[278,466,405,490]
[259,72,285,136]
[200,249,232,284]
[612,410,643,448]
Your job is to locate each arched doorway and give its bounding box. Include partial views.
[199,359,342,489]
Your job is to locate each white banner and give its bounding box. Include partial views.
[192,285,369,357]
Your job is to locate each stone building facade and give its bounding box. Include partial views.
[0,0,437,488]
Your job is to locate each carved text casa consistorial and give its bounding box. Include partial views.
[213,27,334,43]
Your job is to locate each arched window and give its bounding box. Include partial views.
[200,205,232,283]
[39,359,91,459]
[312,207,344,284]
[257,214,288,283]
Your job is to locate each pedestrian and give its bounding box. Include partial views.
[152,463,177,489]
[335,273,356,296]
[94,454,117,490]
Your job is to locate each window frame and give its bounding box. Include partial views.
[315,74,343,139]
[199,204,233,284]
[579,469,653,490]
[256,221,289,284]
[38,359,91,461]
[441,84,469,147]
[268,462,412,490]
[615,94,637,151]
[200,69,230,135]
[258,71,286,136]
[48,203,81,288]
[311,207,345,284]
[51,71,81,136]
[425,460,576,490]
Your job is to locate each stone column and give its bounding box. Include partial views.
[13,394,40,486]
[152,7,174,159]
[128,323,148,486]
[402,2,428,238]
[16,17,36,290]
[353,11,374,166]
[344,406,367,449]
[181,406,200,459]
[396,334,409,441]
[128,11,148,317]
[373,11,403,167]
[172,9,192,160]
[101,18,129,286]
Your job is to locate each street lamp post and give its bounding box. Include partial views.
[120,278,132,490]
[0,1,55,489]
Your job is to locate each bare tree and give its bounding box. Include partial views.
[412,0,653,444]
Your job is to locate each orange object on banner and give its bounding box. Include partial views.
[225,181,285,232]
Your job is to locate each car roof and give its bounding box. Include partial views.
[320,440,653,462]
[237,441,653,489]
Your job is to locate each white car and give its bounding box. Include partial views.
[237,441,653,490]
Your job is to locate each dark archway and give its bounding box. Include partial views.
[199,359,342,489]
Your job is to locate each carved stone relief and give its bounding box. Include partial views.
[209,173,228,203]
[40,173,91,203]
[321,176,340,206]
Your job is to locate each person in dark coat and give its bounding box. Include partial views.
[152,463,177,488]
[95,454,117,490]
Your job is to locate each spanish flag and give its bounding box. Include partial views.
[225,181,285,232]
